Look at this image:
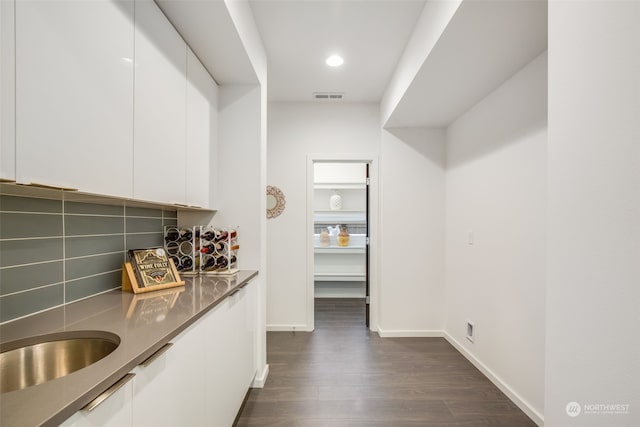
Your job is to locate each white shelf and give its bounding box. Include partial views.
[314,246,365,254]
[314,183,365,190]
[314,211,366,224]
[314,209,365,213]
[314,273,366,282]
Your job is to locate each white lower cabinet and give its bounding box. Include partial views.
[59,378,133,427]
[204,284,257,426]
[131,317,207,427]
[61,282,256,427]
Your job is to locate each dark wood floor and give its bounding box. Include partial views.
[236,298,536,427]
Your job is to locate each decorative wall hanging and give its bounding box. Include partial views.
[266,185,286,219]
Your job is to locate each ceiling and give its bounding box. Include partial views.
[156,0,258,85]
[159,0,548,127]
[249,0,426,103]
[386,0,548,127]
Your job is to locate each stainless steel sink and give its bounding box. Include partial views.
[0,331,120,393]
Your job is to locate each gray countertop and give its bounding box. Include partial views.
[0,270,258,427]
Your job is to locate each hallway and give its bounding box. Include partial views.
[236,299,536,426]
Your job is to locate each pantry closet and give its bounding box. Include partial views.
[313,162,370,326]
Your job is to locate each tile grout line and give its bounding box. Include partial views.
[0,258,64,270]
[65,250,127,262]
[65,269,123,285]
[124,205,127,261]
[0,281,66,298]
[62,197,67,308]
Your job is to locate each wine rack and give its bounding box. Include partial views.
[163,226,198,276]
[199,226,239,276]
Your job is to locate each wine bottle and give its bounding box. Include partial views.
[165,241,179,255]
[165,228,180,241]
[200,255,218,270]
[179,256,193,270]
[200,244,216,254]
[217,254,237,269]
[201,230,216,241]
[215,230,229,242]
[168,255,180,268]
[179,228,193,241]
[215,241,229,254]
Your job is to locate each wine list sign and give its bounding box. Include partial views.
[122,248,185,294]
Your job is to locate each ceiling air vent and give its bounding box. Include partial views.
[313,92,344,101]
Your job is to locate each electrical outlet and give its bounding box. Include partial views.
[466,321,474,343]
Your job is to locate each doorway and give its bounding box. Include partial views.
[309,160,373,329]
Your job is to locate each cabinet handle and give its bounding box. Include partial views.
[228,288,240,297]
[82,373,135,412]
[238,281,250,289]
[140,342,173,368]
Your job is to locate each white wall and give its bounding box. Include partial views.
[380,0,461,126]
[546,2,640,426]
[214,84,269,386]
[444,52,547,424]
[220,0,269,387]
[378,127,445,336]
[266,103,380,330]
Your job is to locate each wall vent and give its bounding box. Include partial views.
[313,92,344,101]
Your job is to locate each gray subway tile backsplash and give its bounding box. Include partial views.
[0,284,64,323]
[0,195,62,213]
[65,235,125,259]
[163,218,178,227]
[0,212,63,239]
[0,194,178,323]
[0,261,64,296]
[65,252,125,281]
[0,238,63,267]
[162,209,178,219]
[126,217,162,233]
[65,201,124,216]
[65,271,122,303]
[126,206,162,218]
[65,215,124,236]
[125,233,164,251]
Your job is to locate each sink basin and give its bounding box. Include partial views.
[0,331,120,393]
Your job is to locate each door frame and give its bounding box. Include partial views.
[306,155,379,331]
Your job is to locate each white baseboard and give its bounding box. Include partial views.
[266,324,308,332]
[376,328,444,338]
[251,364,269,388]
[442,332,544,426]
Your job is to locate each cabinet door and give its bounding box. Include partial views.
[204,285,256,426]
[186,48,217,209]
[132,319,205,427]
[15,0,134,197]
[0,0,15,181]
[133,0,187,205]
[59,378,133,427]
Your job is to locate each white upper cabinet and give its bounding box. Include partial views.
[133,0,187,205]
[15,0,134,197]
[1,0,15,181]
[186,48,217,209]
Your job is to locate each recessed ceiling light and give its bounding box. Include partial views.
[326,55,344,67]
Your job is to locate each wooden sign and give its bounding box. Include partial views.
[122,248,184,294]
